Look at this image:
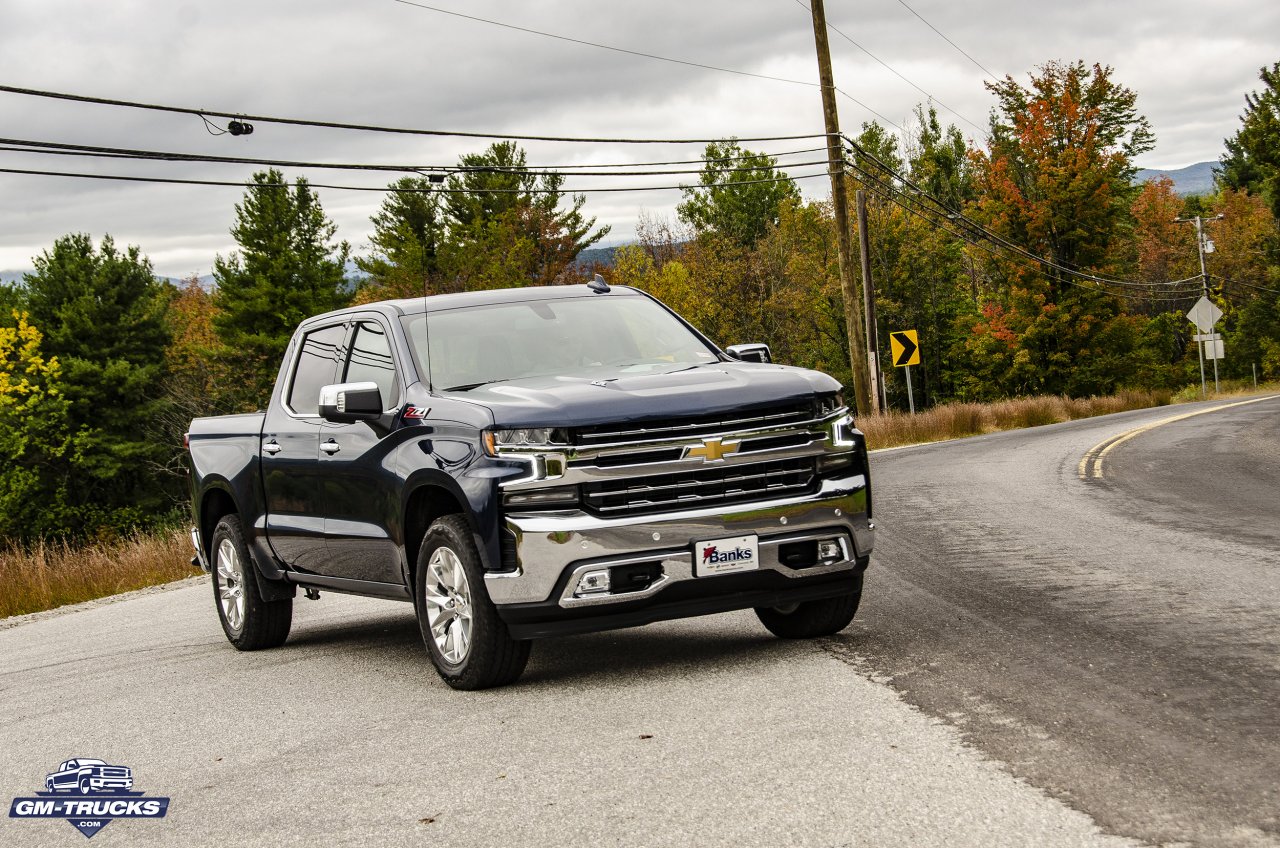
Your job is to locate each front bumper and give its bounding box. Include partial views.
[487,476,873,635]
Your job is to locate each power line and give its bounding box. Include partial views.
[843,134,1203,291]
[1210,274,1280,296]
[0,84,829,145]
[389,0,905,133]
[790,0,987,135]
[0,137,833,178]
[390,0,818,88]
[843,156,1205,300]
[889,0,1001,82]
[0,164,830,194]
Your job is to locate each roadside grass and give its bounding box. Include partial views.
[0,530,199,619]
[860,381,1279,450]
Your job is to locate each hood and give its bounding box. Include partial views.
[448,362,841,429]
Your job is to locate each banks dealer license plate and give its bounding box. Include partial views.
[694,534,760,577]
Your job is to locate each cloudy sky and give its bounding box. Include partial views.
[1,0,1276,278]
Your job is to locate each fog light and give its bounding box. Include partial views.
[575,568,611,596]
[818,540,843,561]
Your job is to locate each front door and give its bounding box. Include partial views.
[318,318,405,585]
[262,323,346,573]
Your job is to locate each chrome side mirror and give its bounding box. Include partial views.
[318,382,383,423]
[726,343,773,364]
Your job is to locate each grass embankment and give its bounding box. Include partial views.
[0,530,199,619]
[859,381,1279,450]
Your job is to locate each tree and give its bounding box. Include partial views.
[1219,62,1280,219]
[677,139,800,248]
[0,311,90,540]
[21,234,174,534]
[356,177,445,300]
[965,61,1156,396]
[213,169,350,409]
[440,141,608,288]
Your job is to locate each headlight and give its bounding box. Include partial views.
[815,391,847,417]
[482,427,570,456]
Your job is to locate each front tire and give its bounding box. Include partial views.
[415,515,530,690]
[755,574,863,639]
[211,515,293,650]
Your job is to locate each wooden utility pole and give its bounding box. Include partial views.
[809,0,871,415]
[855,189,882,413]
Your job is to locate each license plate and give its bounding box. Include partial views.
[694,534,760,577]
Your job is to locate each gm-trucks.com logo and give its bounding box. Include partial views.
[9,758,169,839]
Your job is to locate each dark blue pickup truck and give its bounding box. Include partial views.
[187,282,875,689]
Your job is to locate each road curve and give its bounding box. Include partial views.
[836,395,1280,848]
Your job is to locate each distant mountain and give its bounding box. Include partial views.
[0,270,26,286]
[571,245,621,272]
[1135,161,1217,196]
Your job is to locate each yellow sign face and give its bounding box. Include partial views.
[890,330,920,367]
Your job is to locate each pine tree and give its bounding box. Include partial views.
[213,169,350,409]
[1219,62,1280,220]
[20,234,174,533]
[677,139,800,248]
[356,176,445,299]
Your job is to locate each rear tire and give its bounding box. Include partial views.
[416,515,530,690]
[211,515,292,650]
[755,574,863,639]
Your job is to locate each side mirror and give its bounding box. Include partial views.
[318,382,383,423]
[726,343,773,364]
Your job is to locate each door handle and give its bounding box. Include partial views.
[321,440,341,454]
[263,440,282,455]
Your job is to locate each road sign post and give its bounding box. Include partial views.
[1187,296,1223,397]
[889,330,920,414]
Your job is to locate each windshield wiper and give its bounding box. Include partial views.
[442,378,512,392]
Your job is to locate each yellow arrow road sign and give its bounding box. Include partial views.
[890,330,920,367]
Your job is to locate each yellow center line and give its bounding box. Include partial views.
[1077,395,1280,481]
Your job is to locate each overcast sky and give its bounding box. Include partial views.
[1,0,1276,278]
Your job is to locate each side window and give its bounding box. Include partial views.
[287,324,346,415]
[344,321,399,408]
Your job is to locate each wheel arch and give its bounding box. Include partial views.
[198,481,239,563]
[402,478,475,588]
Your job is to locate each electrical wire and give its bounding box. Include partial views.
[0,137,834,178]
[843,134,1205,291]
[844,157,1205,302]
[389,0,818,88]
[889,0,1001,82]
[0,84,830,145]
[1209,274,1280,296]
[0,164,830,194]
[790,0,987,135]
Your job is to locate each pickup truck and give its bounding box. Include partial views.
[187,281,875,689]
[45,759,133,794]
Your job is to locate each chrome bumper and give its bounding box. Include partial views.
[485,477,873,607]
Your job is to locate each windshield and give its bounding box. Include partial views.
[401,295,721,391]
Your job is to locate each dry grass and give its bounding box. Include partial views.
[0,530,200,619]
[860,382,1280,450]
[859,389,1177,450]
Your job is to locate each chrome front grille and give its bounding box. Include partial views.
[581,457,818,517]
[572,403,814,446]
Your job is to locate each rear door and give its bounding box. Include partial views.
[317,318,406,585]
[261,322,346,572]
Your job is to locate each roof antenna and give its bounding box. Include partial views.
[588,273,611,294]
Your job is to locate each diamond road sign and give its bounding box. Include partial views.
[1186,296,1223,333]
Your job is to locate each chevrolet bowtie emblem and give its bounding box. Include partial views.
[684,437,741,462]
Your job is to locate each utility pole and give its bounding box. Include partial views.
[1176,213,1224,394]
[855,189,882,413]
[809,0,871,416]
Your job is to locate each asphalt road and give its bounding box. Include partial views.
[1,396,1276,847]
[834,394,1280,848]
